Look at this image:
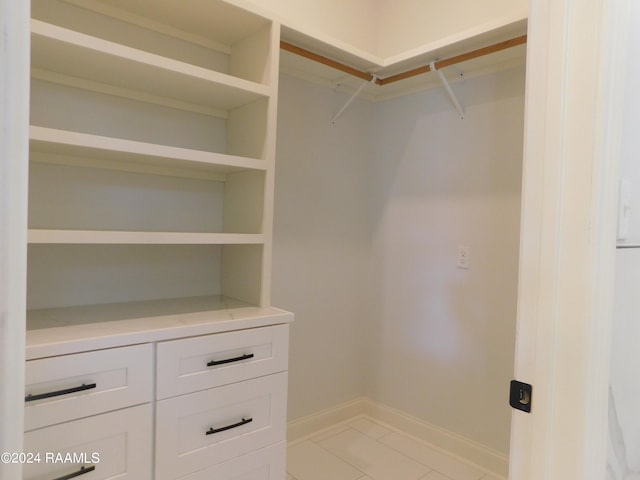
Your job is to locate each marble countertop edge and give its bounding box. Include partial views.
[25,306,293,360]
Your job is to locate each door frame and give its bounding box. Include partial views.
[1,0,631,479]
[509,0,630,478]
[0,0,30,479]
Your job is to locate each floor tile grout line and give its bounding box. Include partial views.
[287,415,504,480]
[309,425,351,444]
[287,413,371,448]
[363,427,446,475]
[359,415,502,480]
[377,434,491,480]
[316,426,437,480]
[331,422,440,480]
[417,473,451,480]
[309,428,373,479]
[312,425,360,444]
[348,417,394,435]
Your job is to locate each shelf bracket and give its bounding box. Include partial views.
[331,75,377,124]
[429,61,464,119]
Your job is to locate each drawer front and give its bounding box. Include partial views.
[156,324,288,399]
[25,344,152,431]
[23,403,152,480]
[177,442,285,480]
[155,372,287,480]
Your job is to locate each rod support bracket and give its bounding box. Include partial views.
[430,61,464,119]
[331,74,377,124]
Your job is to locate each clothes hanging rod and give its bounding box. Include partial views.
[280,35,527,86]
[280,41,377,83]
[379,35,527,85]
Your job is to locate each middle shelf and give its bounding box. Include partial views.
[30,126,269,179]
[29,127,267,236]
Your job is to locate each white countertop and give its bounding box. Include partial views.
[26,295,293,359]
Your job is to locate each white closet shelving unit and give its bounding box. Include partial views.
[23,2,291,479]
[26,0,292,358]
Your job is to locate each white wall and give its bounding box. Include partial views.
[237,0,526,63]
[377,0,528,60]
[366,66,524,454]
[272,74,373,420]
[274,65,525,454]
[236,0,379,58]
[617,1,640,245]
[607,3,640,478]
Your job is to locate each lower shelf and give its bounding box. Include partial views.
[26,295,293,360]
[28,229,265,245]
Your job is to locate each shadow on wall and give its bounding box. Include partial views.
[272,73,374,420]
[272,65,525,454]
[364,65,525,453]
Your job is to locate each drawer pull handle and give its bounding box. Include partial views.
[206,417,253,436]
[25,383,97,402]
[51,465,96,480]
[207,353,254,367]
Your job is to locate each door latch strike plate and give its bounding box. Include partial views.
[509,380,532,413]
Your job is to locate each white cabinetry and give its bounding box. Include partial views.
[175,443,286,480]
[23,345,154,478]
[27,0,280,322]
[24,1,291,479]
[156,373,287,479]
[155,325,288,479]
[156,323,289,398]
[23,404,153,480]
[24,344,152,431]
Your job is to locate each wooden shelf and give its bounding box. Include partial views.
[28,230,265,245]
[88,0,270,54]
[30,126,268,179]
[26,0,281,346]
[31,20,271,111]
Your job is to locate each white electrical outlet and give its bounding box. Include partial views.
[618,179,631,241]
[457,246,470,269]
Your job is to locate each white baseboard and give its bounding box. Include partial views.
[363,399,509,478]
[287,397,509,479]
[287,397,368,443]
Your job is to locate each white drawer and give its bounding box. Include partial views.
[177,442,285,480]
[155,372,287,480]
[156,324,288,399]
[23,403,152,480]
[25,344,152,431]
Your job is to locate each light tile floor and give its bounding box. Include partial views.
[287,417,503,480]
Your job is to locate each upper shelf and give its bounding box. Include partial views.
[31,20,271,111]
[87,0,270,50]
